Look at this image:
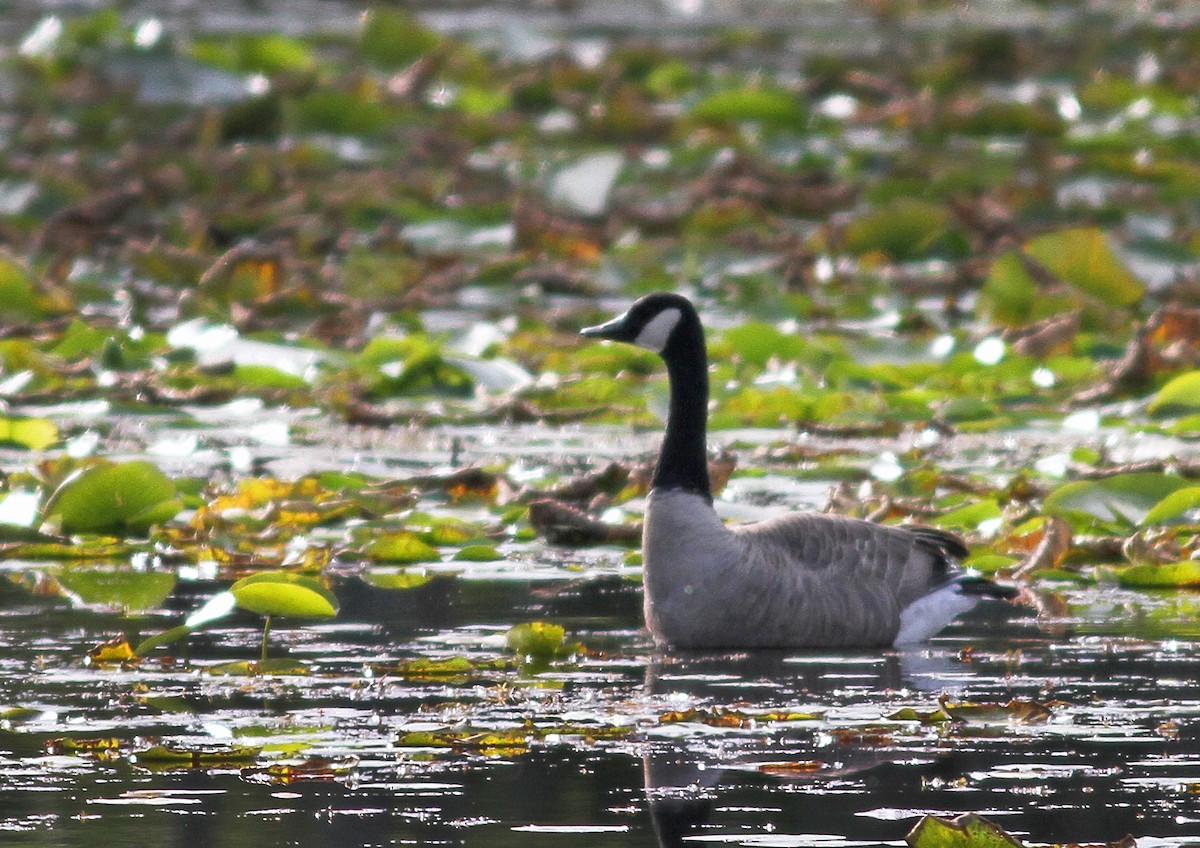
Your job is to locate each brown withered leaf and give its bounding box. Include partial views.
[1007,311,1081,358]
[403,467,505,502]
[256,756,359,784]
[1121,529,1180,565]
[758,760,825,775]
[1012,515,1072,579]
[938,695,1055,725]
[528,498,641,547]
[524,462,630,505]
[829,726,896,746]
[628,450,736,497]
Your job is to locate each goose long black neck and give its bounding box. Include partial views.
[654,315,712,502]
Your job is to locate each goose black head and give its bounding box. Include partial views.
[580,292,701,357]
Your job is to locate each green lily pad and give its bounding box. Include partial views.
[1148,371,1200,416]
[1043,473,1191,530]
[205,659,312,676]
[46,460,182,535]
[56,569,176,612]
[133,743,263,764]
[1142,485,1200,526]
[0,417,58,450]
[845,198,953,261]
[231,364,310,390]
[1024,227,1144,306]
[1118,561,1200,588]
[0,255,46,320]
[452,544,502,562]
[229,573,339,619]
[691,87,804,126]
[906,813,1022,848]
[366,531,441,563]
[359,8,442,69]
[506,621,567,659]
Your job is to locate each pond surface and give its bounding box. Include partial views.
[4,1,1200,846]
[4,554,1200,848]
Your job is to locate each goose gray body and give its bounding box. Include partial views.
[581,292,1014,649]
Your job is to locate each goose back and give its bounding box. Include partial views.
[643,489,969,649]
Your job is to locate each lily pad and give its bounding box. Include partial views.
[1148,371,1200,416]
[1118,561,1200,588]
[1025,227,1144,306]
[845,198,953,261]
[691,87,804,126]
[45,460,182,535]
[906,813,1023,848]
[1141,485,1200,525]
[506,621,568,658]
[56,569,176,612]
[229,573,339,619]
[1043,473,1191,530]
[0,416,57,450]
[366,532,441,563]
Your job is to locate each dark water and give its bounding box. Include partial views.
[4,570,1200,848]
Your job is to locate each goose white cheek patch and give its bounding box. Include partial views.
[634,307,682,353]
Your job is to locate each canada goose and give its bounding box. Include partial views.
[581,292,1015,649]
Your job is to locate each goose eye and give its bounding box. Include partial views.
[633,308,682,353]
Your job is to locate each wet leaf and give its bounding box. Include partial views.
[907,813,1023,848]
[0,706,41,725]
[938,696,1053,725]
[887,707,950,724]
[372,656,510,678]
[229,573,339,619]
[452,544,502,562]
[86,638,136,665]
[133,743,262,765]
[45,461,182,535]
[506,621,567,659]
[261,756,358,783]
[206,659,312,676]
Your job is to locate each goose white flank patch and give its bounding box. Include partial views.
[581,292,1017,649]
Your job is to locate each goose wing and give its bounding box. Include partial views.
[731,512,963,609]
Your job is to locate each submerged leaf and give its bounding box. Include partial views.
[57,569,176,612]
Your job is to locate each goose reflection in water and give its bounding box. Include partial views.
[640,646,994,848]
